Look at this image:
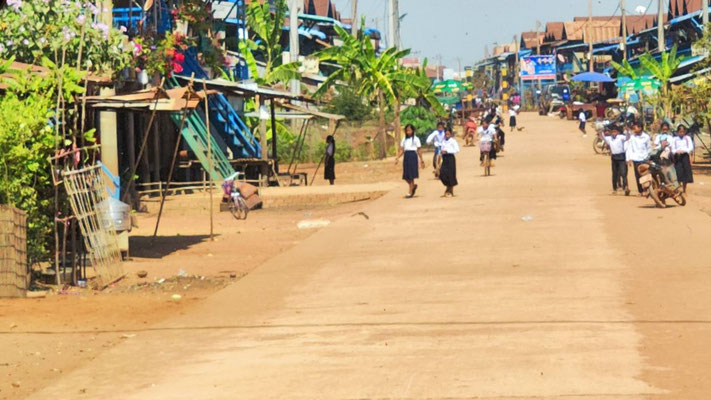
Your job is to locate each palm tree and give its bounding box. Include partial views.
[639,44,684,118]
[317,22,441,158]
[238,0,301,86]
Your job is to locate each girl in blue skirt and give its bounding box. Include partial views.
[395,124,426,198]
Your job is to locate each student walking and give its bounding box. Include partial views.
[323,135,336,185]
[439,127,460,197]
[578,110,587,137]
[626,121,652,195]
[508,106,517,132]
[395,124,426,198]
[599,124,629,195]
[673,124,694,193]
[477,118,497,166]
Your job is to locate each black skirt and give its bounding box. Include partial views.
[402,150,419,180]
[674,153,694,183]
[509,116,516,127]
[439,154,458,187]
[324,156,335,180]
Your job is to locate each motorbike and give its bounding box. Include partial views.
[637,149,686,208]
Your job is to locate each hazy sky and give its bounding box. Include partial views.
[330,0,653,68]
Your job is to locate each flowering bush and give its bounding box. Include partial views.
[132,32,188,77]
[0,0,132,75]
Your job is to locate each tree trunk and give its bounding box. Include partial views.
[378,90,386,159]
[394,95,401,155]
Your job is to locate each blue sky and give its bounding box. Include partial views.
[330,0,654,68]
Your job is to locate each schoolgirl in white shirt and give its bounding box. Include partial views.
[672,124,694,193]
[395,124,426,198]
[439,128,460,197]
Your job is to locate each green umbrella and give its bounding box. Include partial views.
[433,79,465,95]
[436,95,461,105]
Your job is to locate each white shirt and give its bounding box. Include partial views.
[426,129,446,148]
[509,109,517,117]
[400,136,422,152]
[672,135,694,154]
[579,111,586,122]
[626,132,652,162]
[654,132,674,149]
[440,137,460,155]
[603,135,626,155]
[477,125,496,143]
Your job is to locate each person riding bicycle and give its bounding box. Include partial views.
[464,115,478,145]
[477,117,498,166]
[426,122,447,174]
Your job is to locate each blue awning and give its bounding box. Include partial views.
[669,9,702,25]
[593,44,621,54]
[497,52,513,61]
[677,54,706,69]
[670,67,711,84]
[518,49,532,57]
[555,42,588,51]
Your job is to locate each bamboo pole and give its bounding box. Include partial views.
[203,80,214,241]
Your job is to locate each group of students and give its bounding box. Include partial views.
[394,110,508,198]
[395,123,460,198]
[599,120,694,195]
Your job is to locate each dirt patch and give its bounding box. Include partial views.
[0,191,378,400]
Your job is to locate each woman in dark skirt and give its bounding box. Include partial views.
[395,124,426,198]
[439,127,460,197]
[673,124,694,193]
[324,135,336,185]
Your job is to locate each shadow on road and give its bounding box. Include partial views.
[129,235,214,259]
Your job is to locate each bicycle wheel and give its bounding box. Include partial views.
[236,197,249,220]
[483,154,490,176]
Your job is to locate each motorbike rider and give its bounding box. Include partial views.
[464,114,478,145]
[626,120,653,195]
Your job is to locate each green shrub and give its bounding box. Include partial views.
[401,105,438,143]
[324,88,373,121]
[275,131,311,164]
[0,87,56,262]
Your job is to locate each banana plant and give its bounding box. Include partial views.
[639,44,684,118]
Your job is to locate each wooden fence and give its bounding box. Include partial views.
[0,205,28,298]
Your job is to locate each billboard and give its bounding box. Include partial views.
[520,55,556,80]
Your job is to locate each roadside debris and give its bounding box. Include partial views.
[297,219,331,229]
[521,216,534,222]
[136,270,148,278]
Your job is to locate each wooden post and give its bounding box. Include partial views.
[658,0,665,53]
[270,99,278,173]
[203,81,214,241]
[621,0,628,60]
[588,0,594,72]
[351,0,358,35]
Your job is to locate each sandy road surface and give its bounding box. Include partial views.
[23,113,711,399]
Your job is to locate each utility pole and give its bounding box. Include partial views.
[704,0,709,26]
[389,0,400,49]
[536,21,542,90]
[621,0,627,60]
[588,0,594,72]
[515,34,524,108]
[658,0,665,53]
[351,0,358,35]
[288,0,301,97]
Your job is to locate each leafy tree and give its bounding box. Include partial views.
[639,44,684,98]
[238,0,301,85]
[324,87,373,121]
[0,0,132,75]
[317,22,440,157]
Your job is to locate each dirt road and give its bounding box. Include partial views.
[21,113,711,399]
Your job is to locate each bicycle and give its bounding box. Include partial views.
[480,141,493,177]
[222,178,249,220]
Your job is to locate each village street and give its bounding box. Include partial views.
[23,113,711,399]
